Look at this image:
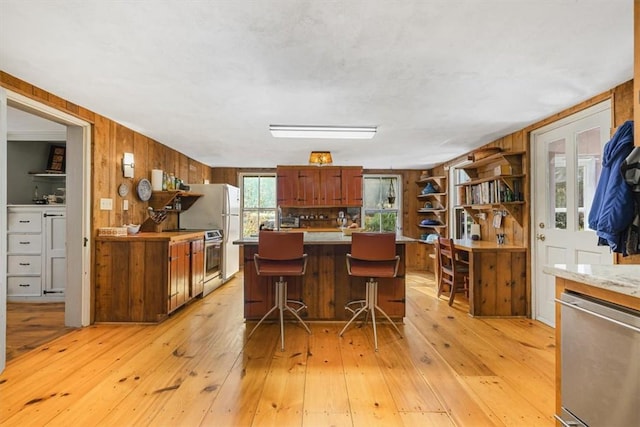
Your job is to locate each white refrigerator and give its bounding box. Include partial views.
[180,183,240,283]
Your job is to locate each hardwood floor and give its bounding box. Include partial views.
[0,271,555,426]
[6,302,71,362]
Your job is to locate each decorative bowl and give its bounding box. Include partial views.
[126,224,141,234]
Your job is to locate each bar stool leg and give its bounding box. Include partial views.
[369,281,378,350]
[371,281,403,341]
[277,280,285,351]
[340,278,403,351]
[249,277,311,352]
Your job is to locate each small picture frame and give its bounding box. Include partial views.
[46,145,66,173]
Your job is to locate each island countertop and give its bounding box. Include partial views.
[234,231,416,245]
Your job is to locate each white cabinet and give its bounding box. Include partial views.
[6,206,66,300]
[43,210,66,295]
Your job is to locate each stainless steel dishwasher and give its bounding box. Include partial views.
[556,292,640,427]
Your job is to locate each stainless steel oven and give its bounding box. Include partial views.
[557,292,640,427]
[203,230,223,296]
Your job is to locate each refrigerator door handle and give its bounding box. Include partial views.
[224,186,230,244]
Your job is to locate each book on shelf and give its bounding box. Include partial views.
[464,178,522,205]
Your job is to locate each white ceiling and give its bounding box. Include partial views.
[0,0,633,169]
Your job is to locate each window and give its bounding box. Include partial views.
[240,173,276,237]
[449,163,472,239]
[362,175,401,233]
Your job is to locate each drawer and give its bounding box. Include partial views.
[8,212,42,232]
[8,234,42,254]
[8,255,42,275]
[7,276,42,297]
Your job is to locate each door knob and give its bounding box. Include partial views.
[536,233,546,241]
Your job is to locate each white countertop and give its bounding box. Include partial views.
[543,264,640,299]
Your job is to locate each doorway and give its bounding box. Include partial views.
[530,100,613,327]
[1,89,92,372]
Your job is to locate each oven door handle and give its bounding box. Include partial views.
[555,298,640,334]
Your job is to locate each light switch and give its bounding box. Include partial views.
[123,200,129,211]
[100,198,113,210]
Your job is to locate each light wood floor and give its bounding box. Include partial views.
[6,302,71,362]
[0,271,555,426]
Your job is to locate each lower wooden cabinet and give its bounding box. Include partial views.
[95,235,205,322]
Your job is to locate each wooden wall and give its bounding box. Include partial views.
[437,80,635,267]
[1,71,212,232]
[2,70,635,297]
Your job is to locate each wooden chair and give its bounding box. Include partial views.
[248,231,311,351]
[435,237,469,306]
[339,232,402,351]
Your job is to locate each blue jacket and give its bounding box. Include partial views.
[588,120,635,253]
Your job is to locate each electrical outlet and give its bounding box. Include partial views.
[123,200,129,211]
[100,198,113,210]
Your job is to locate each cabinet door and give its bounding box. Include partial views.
[341,167,363,206]
[276,167,299,206]
[169,242,190,312]
[320,168,343,205]
[298,167,320,205]
[44,211,66,295]
[190,239,205,297]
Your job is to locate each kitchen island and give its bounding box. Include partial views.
[235,232,416,321]
[545,264,640,426]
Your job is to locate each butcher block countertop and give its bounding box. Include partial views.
[95,230,205,242]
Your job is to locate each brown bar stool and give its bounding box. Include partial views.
[435,237,469,306]
[248,231,311,351]
[339,232,403,351]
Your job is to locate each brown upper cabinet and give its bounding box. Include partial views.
[276,165,363,207]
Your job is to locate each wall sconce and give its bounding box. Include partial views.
[122,152,135,178]
[309,151,333,166]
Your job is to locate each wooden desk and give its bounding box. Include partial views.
[453,239,527,317]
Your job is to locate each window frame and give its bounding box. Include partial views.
[239,172,277,237]
[362,173,402,235]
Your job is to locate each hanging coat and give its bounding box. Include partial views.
[621,146,640,255]
[587,120,635,254]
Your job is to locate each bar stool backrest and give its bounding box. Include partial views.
[258,231,304,260]
[350,232,396,261]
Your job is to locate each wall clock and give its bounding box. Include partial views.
[136,178,152,201]
[118,183,129,197]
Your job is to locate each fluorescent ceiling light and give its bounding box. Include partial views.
[269,125,377,139]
